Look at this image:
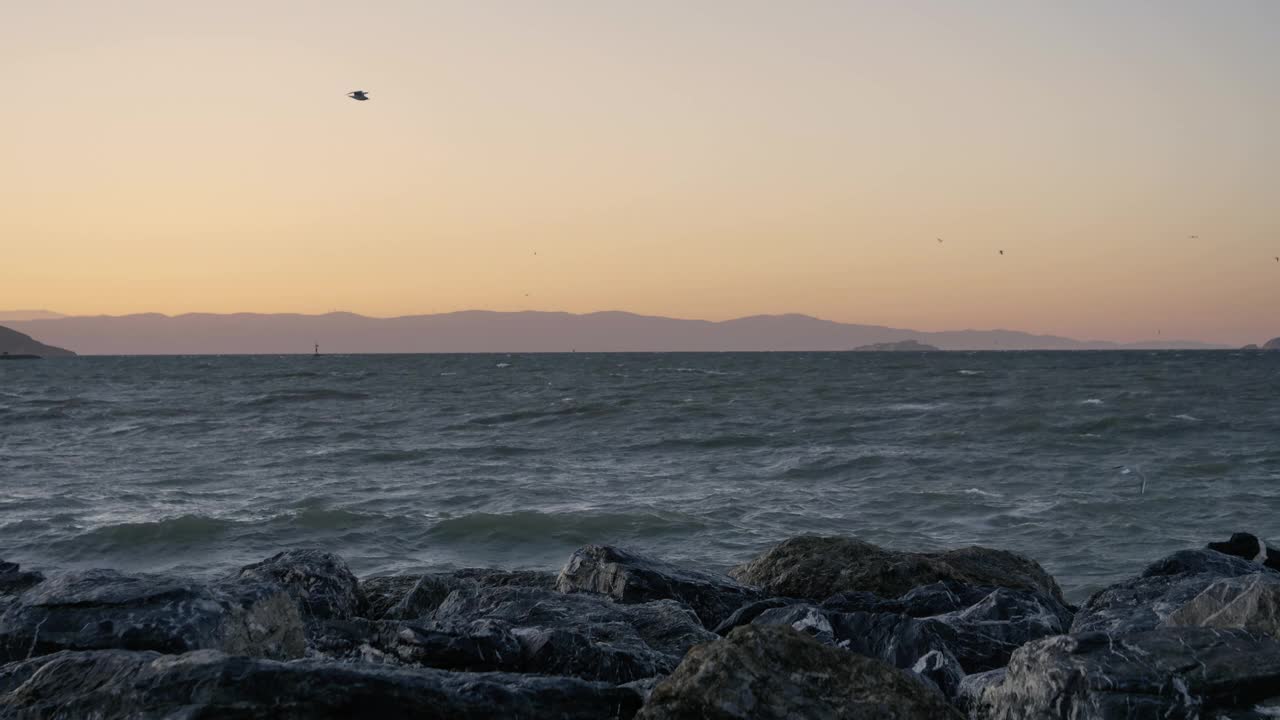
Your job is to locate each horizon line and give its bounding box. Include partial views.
[1,308,1226,346]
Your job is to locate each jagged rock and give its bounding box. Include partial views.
[635,624,961,720]
[1164,573,1280,639]
[821,581,998,617]
[434,585,716,682]
[382,618,524,671]
[729,536,1065,604]
[362,575,424,619]
[0,570,305,662]
[0,562,42,597]
[236,549,364,621]
[1208,532,1280,572]
[1072,549,1270,635]
[909,648,965,698]
[974,628,1280,719]
[713,598,801,635]
[0,649,644,719]
[557,545,760,628]
[955,668,1005,715]
[751,585,1071,679]
[364,569,557,621]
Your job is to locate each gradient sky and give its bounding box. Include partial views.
[4,1,1278,344]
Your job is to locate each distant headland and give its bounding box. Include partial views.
[0,325,76,358]
[0,311,1237,355]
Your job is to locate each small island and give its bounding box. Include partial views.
[849,339,941,352]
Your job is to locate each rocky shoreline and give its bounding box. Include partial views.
[2,533,1279,718]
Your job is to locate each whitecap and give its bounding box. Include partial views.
[964,488,1002,498]
[957,370,983,376]
[1173,414,1201,422]
[495,363,511,368]
[1080,399,1104,405]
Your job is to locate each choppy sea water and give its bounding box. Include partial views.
[2,352,1277,602]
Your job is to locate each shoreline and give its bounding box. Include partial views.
[3,532,1279,718]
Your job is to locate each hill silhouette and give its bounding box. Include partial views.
[0,325,76,357]
[2,311,1225,355]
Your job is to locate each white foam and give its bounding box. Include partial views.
[1081,399,1104,405]
[495,363,511,368]
[957,370,983,376]
[964,488,1002,499]
[1173,414,1200,422]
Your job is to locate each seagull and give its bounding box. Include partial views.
[347,91,369,101]
[937,238,943,244]
[998,250,1004,255]
[1274,256,1278,262]
[1188,235,1199,239]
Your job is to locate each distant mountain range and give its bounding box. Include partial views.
[0,325,76,357]
[0,311,1230,355]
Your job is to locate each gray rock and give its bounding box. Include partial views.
[712,598,802,635]
[974,628,1280,720]
[236,549,364,621]
[821,581,1000,617]
[557,545,760,628]
[383,618,524,671]
[729,536,1065,605]
[0,570,304,662]
[364,569,557,621]
[1072,549,1270,635]
[752,586,1071,678]
[0,649,644,719]
[0,562,42,597]
[435,585,717,682]
[1163,573,1280,639]
[635,624,961,720]
[955,668,1005,715]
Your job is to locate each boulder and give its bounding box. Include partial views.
[713,598,802,636]
[1071,549,1269,635]
[236,549,364,621]
[729,537,1064,604]
[0,649,643,719]
[752,585,1071,678]
[974,628,1280,719]
[0,570,305,662]
[1207,532,1280,572]
[557,545,761,628]
[0,562,42,597]
[382,618,525,671]
[635,624,961,720]
[434,585,717,682]
[1163,573,1280,639]
[821,580,999,617]
[364,569,557,621]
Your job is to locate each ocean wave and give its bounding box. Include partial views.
[426,510,708,544]
[453,403,616,427]
[72,514,236,548]
[1081,399,1104,405]
[957,370,983,376]
[624,434,772,451]
[239,389,371,407]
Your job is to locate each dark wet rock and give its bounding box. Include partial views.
[635,624,961,720]
[0,562,42,597]
[753,586,1071,679]
[364,569,557,621]
[0,648,644,719]
[362,575,424,619]
[1208,532,1280,572]
[1163,573,1280,639]
[908,648,965,698]
[236,549,364,621]
[382,618,524,671]
[729,536,1065,605]
[0,570,305,662]
[557,545,761,628]
[974,628,1280,720]
[821,580,997,617]
[712,598,801,635]
[301,617,382,661]
[1072,549,1271,635]
[955,668,1005,715]
[622,676,664,703]
[435,585,716,682]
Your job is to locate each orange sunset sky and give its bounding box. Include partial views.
[4,1,1278,345]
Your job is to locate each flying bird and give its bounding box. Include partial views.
[1188,235,1199,239]
[1274,256,1278,262]
[937,238,943,244]
[998,250,1004,255]
[347,91,369,101]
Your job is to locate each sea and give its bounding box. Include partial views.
[2,351,1277,603]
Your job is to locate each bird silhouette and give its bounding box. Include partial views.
[1275,256,1279,262]
[998,250,1004,255]
[347,91,369,101]
[1188,235,1199,239]
[937,238,943,244]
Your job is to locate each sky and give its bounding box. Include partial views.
[3,1,1278,345]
